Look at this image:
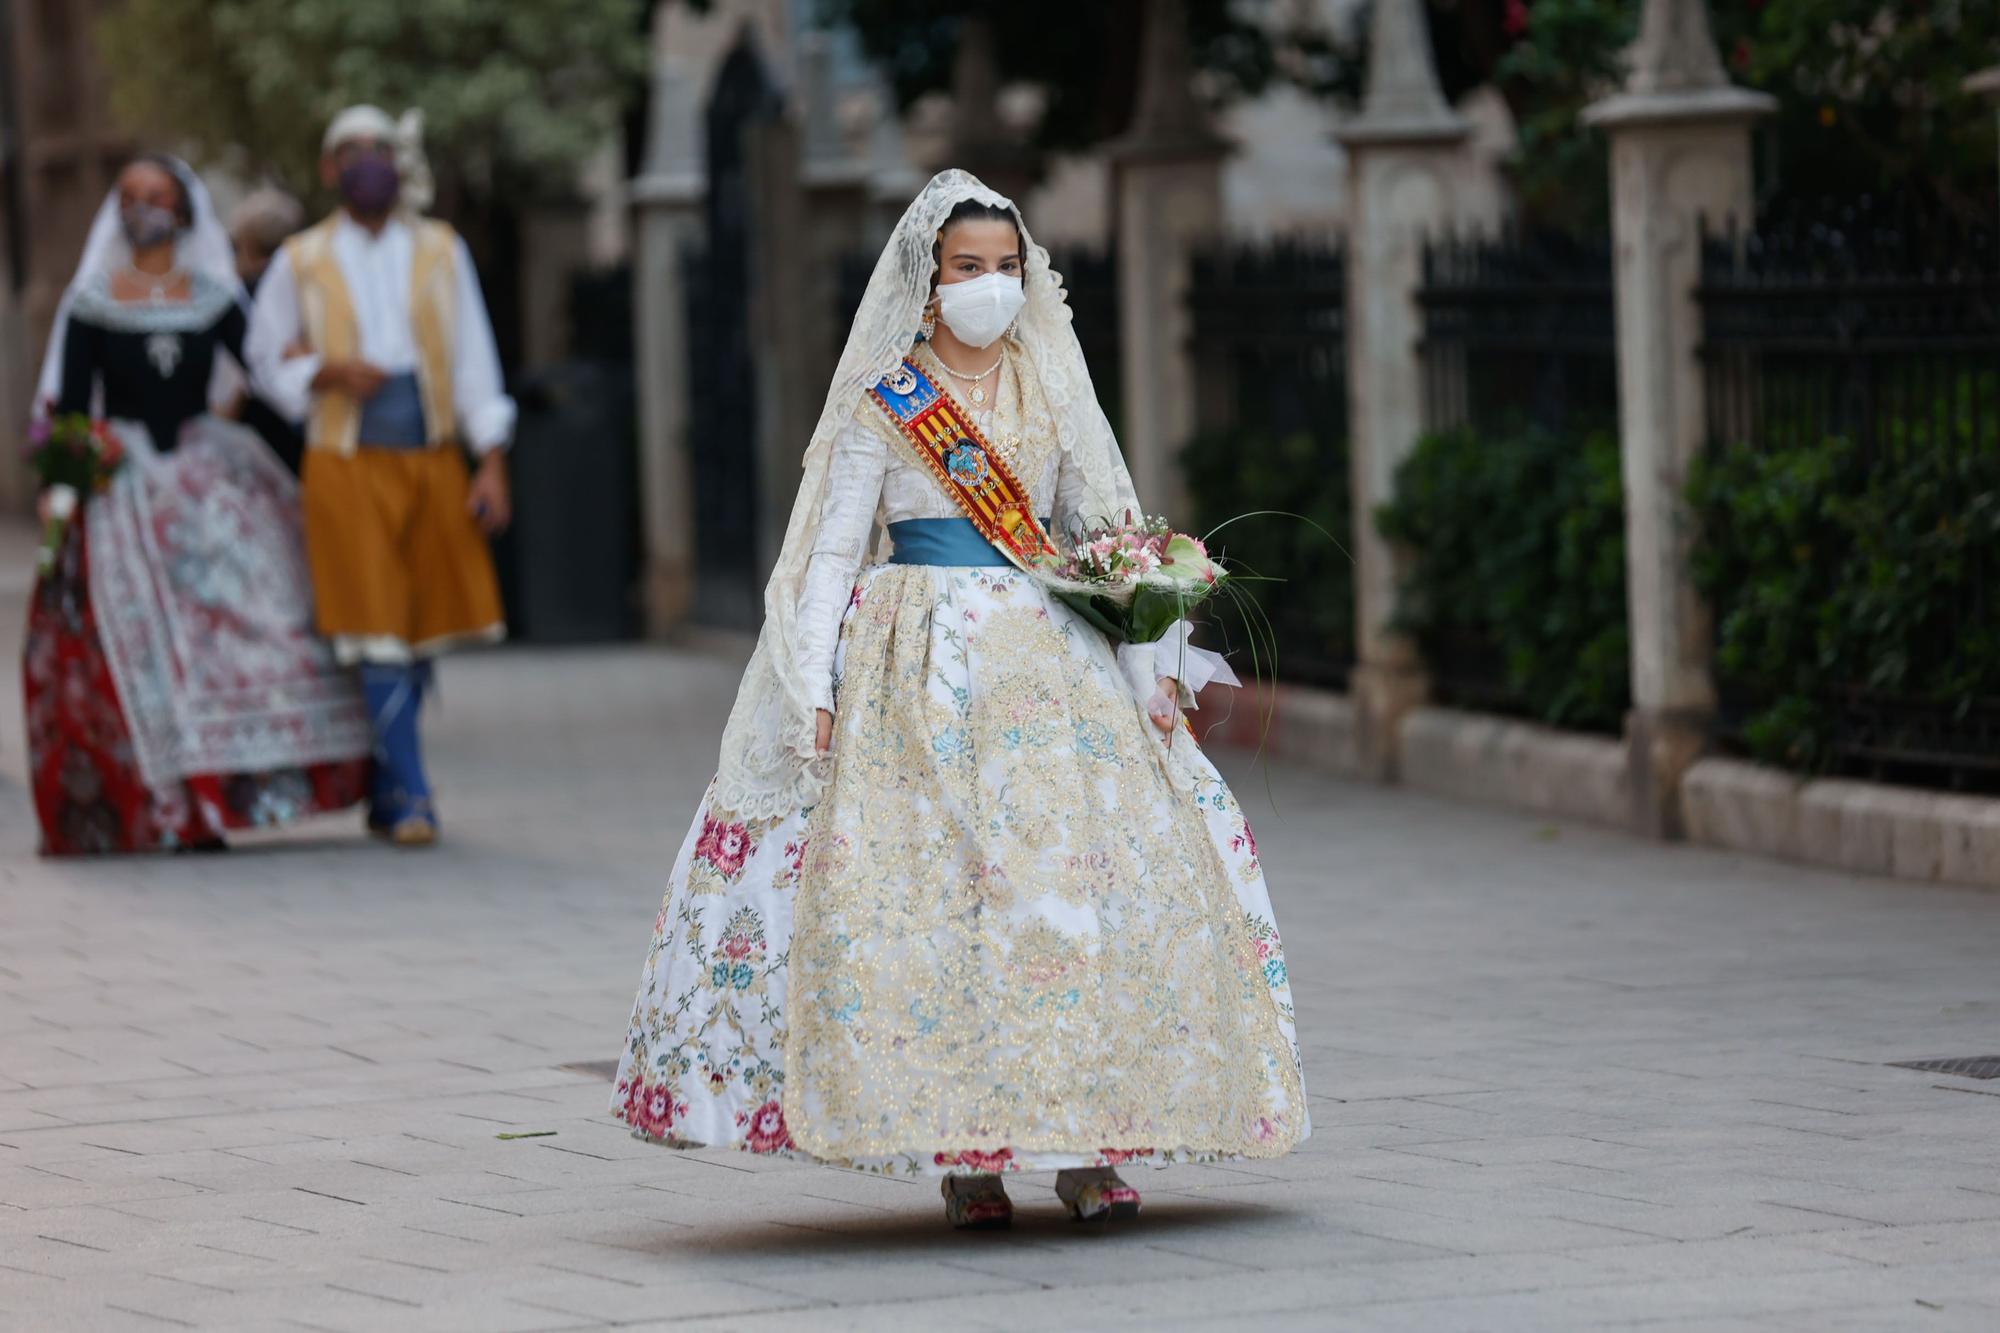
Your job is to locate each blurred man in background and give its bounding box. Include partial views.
[228,186,307,472]
[247,106,513,849]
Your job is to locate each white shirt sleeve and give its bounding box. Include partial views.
[449,236,516,453]
[244,248,320,424]
[794,417,890,715]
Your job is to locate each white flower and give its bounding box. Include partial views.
[40,484,77,523]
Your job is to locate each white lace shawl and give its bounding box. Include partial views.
[710,168,1141,822]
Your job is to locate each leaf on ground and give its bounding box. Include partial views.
[495,1131,558,1140]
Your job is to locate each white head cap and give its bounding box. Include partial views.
[321,104,435,215]
[322,104,398,155]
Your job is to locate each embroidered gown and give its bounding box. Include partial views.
[612,344,1308,1174]
[25,274,372,854]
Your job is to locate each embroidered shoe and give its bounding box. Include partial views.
[1055,1167,1140,1223]
[941,1173,1013,1230]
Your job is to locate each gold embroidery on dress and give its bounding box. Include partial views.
[781,566,1306,1163]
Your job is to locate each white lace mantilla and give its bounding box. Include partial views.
[710,168,1141,823]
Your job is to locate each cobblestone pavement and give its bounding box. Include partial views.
[2,527,1998,1332]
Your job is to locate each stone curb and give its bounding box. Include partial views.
[1684,758,2000,888]
[1397,704,1630,829]
[1197,680,2000,889]
[1192,680,1358,776]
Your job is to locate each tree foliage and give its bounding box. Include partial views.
[812,0,1350,155]
[96,0,649,200]
[1375,422,1630,733]
[1328,1,2000,230]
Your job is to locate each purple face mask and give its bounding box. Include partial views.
[119,201,179,251]
[338,155,401,216]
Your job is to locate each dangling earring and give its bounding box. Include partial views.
[920,299,937,341]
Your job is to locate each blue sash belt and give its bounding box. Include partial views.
[357,372,428,449]
[886,517,1046,568]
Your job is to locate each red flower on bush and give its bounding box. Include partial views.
[743,1100,794,1154]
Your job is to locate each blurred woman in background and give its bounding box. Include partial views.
[24,154,371,854]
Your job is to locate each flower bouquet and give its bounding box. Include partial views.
[1039,512,1226,644]
[27,413,126,572]
[1038,513,1241,738]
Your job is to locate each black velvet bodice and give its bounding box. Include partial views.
[55,275,246,453]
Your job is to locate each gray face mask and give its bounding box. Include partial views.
[120,201,180,252]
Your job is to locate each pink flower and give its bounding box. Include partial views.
[935,1147,1014,1173]
[744,1100,793,1154]
[694,814,755,878]
[1099,1147,1154,1165]
[635,1082,681,1137]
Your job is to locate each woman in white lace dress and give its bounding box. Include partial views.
[612,170,1308,1228]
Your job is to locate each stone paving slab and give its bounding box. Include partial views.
[0,523,1998,1330]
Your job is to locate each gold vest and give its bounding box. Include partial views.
[285,214,459,455]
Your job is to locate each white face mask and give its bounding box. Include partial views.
[934,271,1026,349]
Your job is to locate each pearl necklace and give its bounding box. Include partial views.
[121,264,187,303]
[927,344,1003,405]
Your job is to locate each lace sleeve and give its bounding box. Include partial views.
[794,414,889,714]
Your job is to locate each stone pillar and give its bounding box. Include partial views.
[865,73,922,237]
[629,50,707,635]
[1109,0,1227,522]
[946,16,1040,204]
[795,34,873,387]
[6,0,129,510]
[1584,0,1773,837]
[1336,0,1494,780]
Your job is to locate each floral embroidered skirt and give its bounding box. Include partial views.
[612,564,1309,1176]
[23,430,373,856]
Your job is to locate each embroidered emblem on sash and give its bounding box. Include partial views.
[869,358,1057,568]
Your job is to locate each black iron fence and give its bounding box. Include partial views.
[1184,238,1352,689]
[1414,228,1619,716]
[1696,198,2000,789]
[1419,228,1618,437]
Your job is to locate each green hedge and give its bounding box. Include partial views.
[1375,423,1630,732]
[1688,435,2000,773]
[1179,428,1353,686]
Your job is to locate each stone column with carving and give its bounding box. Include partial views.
[1336,0,1496,780]
[1109,0,1226,525]
[1583,0,1773,837]
[629,50,707,635]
